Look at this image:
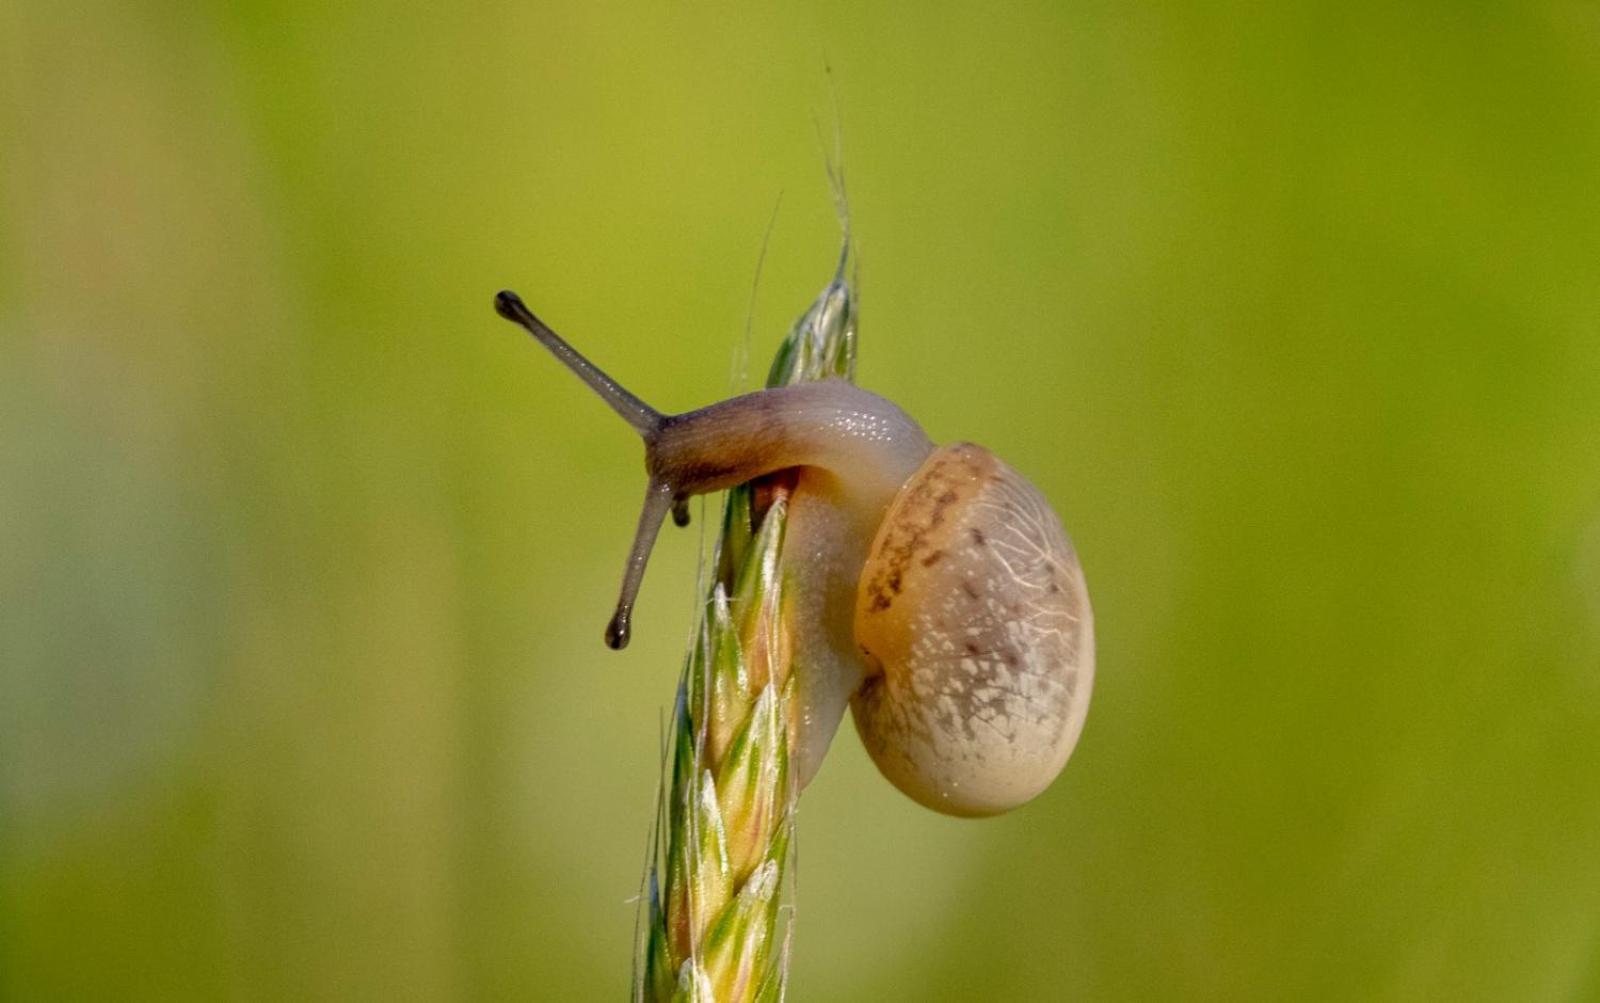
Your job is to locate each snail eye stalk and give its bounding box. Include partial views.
[495,290,679,649]
[494,290,662,436]
[603,480,676,650]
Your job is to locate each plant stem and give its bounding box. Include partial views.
[636,248,856,1003]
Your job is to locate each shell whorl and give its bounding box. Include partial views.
[851,443,1094,817]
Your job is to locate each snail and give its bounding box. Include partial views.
[495,289,1094,817]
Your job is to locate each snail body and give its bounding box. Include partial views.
[495,290,1094,816]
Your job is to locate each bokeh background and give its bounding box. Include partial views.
[6,2,1600,999]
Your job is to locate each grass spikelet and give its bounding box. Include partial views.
[635,244,857,1002]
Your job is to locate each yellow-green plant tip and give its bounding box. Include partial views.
[694,773,731,872]
[761,796,792,867]
[766,275,856,387]
[707,586,747,760]
[729,506,788,697]
[638,240,856,1001]
[682,771,734,945]
[670,687,696,790]
[644,877,676,1003]
[715,683,788,874]
[684,611,716,729]
[682,623,712,749]
[663,696,696,876]
[717,485,756,583]
[700,859,783,1002]
[751,958,787,1003]
[730,500,786,611]
[671,960,713,1003]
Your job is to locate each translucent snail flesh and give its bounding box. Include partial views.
[495,290,1094,817]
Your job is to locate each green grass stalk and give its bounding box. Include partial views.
[636,248,856,1002]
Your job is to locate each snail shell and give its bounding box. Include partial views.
[853,444,1093,817]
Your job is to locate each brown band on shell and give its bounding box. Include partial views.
[859,443,993,615]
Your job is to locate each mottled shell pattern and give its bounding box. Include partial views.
[852,444,1095,817]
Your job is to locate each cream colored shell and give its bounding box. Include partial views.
[851,443,1095,817]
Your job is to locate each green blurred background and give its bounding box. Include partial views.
[5,2,1600,999]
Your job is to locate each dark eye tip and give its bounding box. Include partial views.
[605,612,632,650]
[494,290,525,321]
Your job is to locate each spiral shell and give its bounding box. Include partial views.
[851,443,1094,817]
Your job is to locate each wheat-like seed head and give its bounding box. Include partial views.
[636,252,856,1003]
